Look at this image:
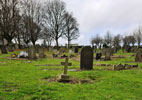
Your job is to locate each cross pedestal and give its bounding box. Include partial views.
[60,57,72,82]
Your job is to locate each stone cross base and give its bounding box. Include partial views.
[59,74,70,82]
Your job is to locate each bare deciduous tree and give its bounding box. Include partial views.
[133,27,142,47]
[104,31,113,46]
[20,0,43,46]
[123,36,131,46]
[113,34,122,47]
[91,34,102,48]
[64,12,79,48]
[0,0,20,44]
[40,28,53,47]
[129,35,136,46]
[43,0,66,47]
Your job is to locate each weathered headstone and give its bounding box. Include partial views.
[113,63,125,70]
[131,47,138,53]
[53,49,58,53]
[113,47,118,53]
[102,48,106,55]
[60,58,72,82]
[105,48,111,60]
[35,45,40,53]
[0,45,8,54]
[80,46,93,70]
[114,63,138,70]
[28,46,37,60]
[15,44,19,49]
[38,47,45,58]
[122,45,131,53]
[7,43,14,52]
[135,48,142,62]
[48,47,53,52]
[59,47,66,53]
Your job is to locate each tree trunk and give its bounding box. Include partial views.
[138,42,140,48]
[7,39,12,45]
[55,38,59,48]
[32,41,36,46]
[68,40,70,48]
[17,35,21,49]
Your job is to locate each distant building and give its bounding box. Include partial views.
[65,43,78,47]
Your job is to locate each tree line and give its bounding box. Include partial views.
[91,27,142,48]
[0,0,79,48]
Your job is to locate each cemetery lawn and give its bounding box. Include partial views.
[0,50,142,100]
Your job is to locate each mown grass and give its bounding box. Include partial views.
[0,49,142,100]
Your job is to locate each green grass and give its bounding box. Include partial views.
[0,50,142,100]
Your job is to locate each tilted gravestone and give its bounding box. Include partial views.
[80,46,93,70]
[135,48,142,62]
[0,45,8,54]
[28,46,37,60]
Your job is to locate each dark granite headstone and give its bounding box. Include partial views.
[0,45,8,54]
[74,47,78,53]
[80,46,93,70]
[96,52,102,60]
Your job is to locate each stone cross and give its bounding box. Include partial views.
[61,57,72,74]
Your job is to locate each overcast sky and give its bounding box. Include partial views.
[49,0,142,46]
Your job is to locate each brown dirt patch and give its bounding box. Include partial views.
[42,76,94,84]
